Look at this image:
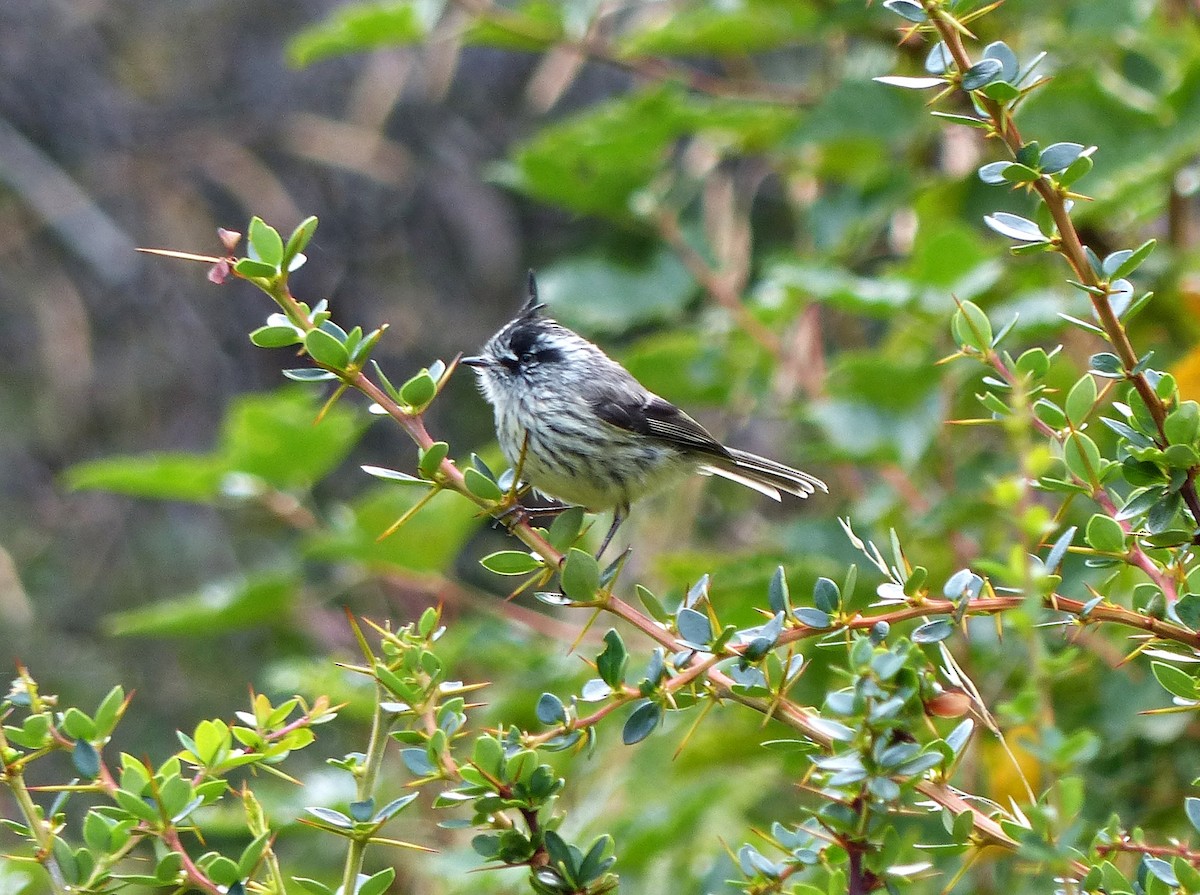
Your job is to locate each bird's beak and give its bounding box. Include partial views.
[460,356,489,369]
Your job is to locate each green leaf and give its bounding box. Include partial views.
[63,453,225,502]
[61,707,97,741]
[417,606,439,637]
[283,216,319,268]
[1084,514,1125,553]
[983,212,1048,243]
[472,735,504,778]
[233,258,279,280]
[418,442,449,479]
[496,84,798,220]
[883,0,926,21]
[288,4,428,66]
[675,607,712,646]
[103,572,297,637]
[1090,353,1123,377]
[617,0,815,56]
[982,40,1018,81]
[73,740,101,779]
[372,793,418,823]
[304,328,350,369]
[463,467,503,501]
[1034,399,1066,430]
[536,693,567,725]
[1057,152,1093,187]
[912,619,955,644]
[113,788,159,823]
[547,506,585,551]
[961,58,1003,91]
[306,806,354,828]
[237,833,272,877]
[1145,858,1179,888]
[305,484,478,574]
[932,110,988,128]
[479,551,543,576]
[1000,163,1040,183]
[249,325,303,348]
[536,251,694,335]
[635,584,669,623]
[460,2,563,50]
[560,548,600,600]
[1015,142,1040,168]
[1063,431,1102,485]
[403,746,439,776]
[925,42,952,74]
[1165,401,1200,444]
[1064,375,1097,425]
[82,811,111,852]
[812,577,841,614]
[1151,661,1197,701]
[471,834,500,859]
[596,630,628,688]
[1173,593,1200,630]
[1186,797,1200,834]
[768,566,791,615]
[1039,142,1085,174]
[247,217,283,268]
[1175,857,1200,893]
[796,607,831,629]
[357,868,395,895]
[67,388,368,501]
[399,371,437,409]
[951,301,993,351]
[622,700,661,745]
[224,388,366,488]
[1112,239,1156,279]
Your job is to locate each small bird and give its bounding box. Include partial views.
[462,273,827,556]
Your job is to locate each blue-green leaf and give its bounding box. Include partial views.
[676,607,712,646]
[622,701,661,745]
[1039,142,1084,174]
[912,619,955,643]
[536,693,567,725]
[961,58,1003,91]
[983,212,1048,243]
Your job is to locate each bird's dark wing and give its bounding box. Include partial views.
[588,385,732,460]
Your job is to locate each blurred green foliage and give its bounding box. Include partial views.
[8,1,1200,894]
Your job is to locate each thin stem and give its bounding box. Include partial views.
[341,683,390,895]
[3,764,69,894]
[1097,837,1200,864]
[162,827,223,895]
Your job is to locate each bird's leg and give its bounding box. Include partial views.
[595,504,628,561]
[493,499,573,533]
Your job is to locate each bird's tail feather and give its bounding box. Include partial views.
[698,448,827,500]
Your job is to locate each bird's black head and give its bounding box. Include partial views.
[462,272,572,388]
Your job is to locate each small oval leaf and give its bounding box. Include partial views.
[304,328,350,369]
[622,701,661,745]
[480,550,543,576]
[912,619,955,643]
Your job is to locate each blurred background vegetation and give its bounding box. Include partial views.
[5,0,1200,892]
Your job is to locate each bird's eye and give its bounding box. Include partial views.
[520,352,537,365]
